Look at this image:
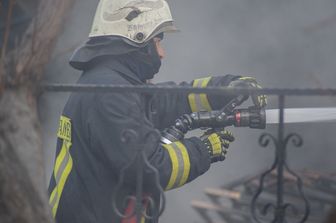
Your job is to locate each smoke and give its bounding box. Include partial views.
[41,0,336,222]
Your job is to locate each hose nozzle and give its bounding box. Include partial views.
[234,107,266,129]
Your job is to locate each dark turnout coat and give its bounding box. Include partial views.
[48,56,238,223]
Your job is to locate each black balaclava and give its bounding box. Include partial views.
[70,34,164,82]
[122,34,163,82]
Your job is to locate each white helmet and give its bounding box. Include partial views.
[89,0,178,44]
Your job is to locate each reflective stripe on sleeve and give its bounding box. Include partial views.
[188,77,212,112]
[163,144,179,190]
[50,140,73,217]
[141,215,146,223]
[49,115,74,218]
[162,141,191,190]
[175,142,191,187]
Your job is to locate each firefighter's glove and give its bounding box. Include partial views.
[229,77,267,108]
[201,130,235,163]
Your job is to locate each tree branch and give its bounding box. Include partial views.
[0,0,77,222]
[2,0,76,89]
[0,0,15,61]
[0,0,15,91]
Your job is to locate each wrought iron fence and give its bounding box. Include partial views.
[43,84,336,223]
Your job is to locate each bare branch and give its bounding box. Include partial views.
[1,0,15,61]
[0,0,16,91]
[0,1,76,222]
[16,0,76,84]
[1,0,76,89]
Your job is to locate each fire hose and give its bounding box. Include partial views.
[161,95,266,144]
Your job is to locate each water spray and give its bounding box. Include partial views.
[266,107,336,124]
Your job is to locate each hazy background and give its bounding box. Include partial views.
[41,0,336,222]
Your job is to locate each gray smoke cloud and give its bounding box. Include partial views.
[41,0,336,222]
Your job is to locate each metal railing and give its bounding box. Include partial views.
[43,83,336,223]
[251,95,309,223]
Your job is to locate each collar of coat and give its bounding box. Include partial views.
[85,56,151,85]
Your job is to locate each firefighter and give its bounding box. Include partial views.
[48,0,267,222]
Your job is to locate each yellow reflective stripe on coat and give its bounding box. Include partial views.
[175,142,190,187]
[54,141,67,176]
[49,115,74,218]
[141,215,146,223]
[188,77,212,112]
[162,142,191,190]
[163,144,178,190]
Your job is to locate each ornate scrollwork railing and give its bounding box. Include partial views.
[112,128,165,222]
[251,96,310,223]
